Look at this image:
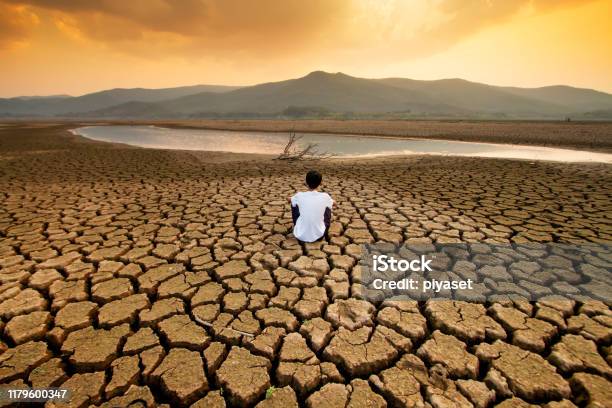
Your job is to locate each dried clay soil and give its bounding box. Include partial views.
[0,123,610,407]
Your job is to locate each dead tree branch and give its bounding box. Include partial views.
[275,132,334,161]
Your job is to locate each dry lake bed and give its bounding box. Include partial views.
[0,122,610,407]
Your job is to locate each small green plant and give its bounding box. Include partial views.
[265,386,276,399]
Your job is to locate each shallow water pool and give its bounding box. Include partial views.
[72,125,612,163]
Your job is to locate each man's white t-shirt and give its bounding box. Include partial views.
[291,191,333,242]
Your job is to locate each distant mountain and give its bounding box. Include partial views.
[375,78,567,116]
[13,95,72,100]
[2,72,611,119]
[159,72,465,116]
[0,84,240,116]
[501,85,612,112]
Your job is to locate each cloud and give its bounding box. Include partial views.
[0,3,38,49]
[0,0,355,56]
[2,0,209,35]
[0,0,597,60]
[406,0,597,56]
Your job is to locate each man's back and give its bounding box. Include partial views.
[291,190,333,242]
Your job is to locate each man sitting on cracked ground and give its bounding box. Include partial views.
[290,170,334,243]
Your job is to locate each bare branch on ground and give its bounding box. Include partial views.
[275,132,334,161]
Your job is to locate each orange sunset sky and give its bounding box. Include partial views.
[1,0,611,97]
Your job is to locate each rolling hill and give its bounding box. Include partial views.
[2,71,611,119]
[0,84,240,116]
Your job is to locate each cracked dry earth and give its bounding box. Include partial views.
[0,123,611,408]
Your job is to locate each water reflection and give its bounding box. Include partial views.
[72,125,612,163]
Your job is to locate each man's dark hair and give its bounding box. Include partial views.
[306,170,322,189]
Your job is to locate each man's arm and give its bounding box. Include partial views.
[291,203,300,225]
[327,194,334,208]
[290,194,300,225]
[324,194,333,232]
[324,207,332,228]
